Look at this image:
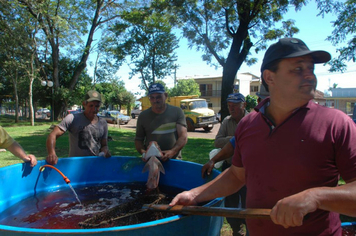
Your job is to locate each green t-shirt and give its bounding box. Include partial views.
[0,126,15,149]
[135,104,186,158]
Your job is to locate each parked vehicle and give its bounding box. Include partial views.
[110,110,131,124]
[131,106,141,119]
[65,109,81,116]
[98,110,131,125]
[216,110,221,123]
[139,95,218,132]
[37,108,50,115]
[98,112,116,124]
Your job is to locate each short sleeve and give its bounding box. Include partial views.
[0,126,15,149]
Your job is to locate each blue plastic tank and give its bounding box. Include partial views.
[0,156,223,236]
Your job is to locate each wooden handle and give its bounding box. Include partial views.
[142,204,271,219]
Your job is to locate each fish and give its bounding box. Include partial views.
[142,141,165,190]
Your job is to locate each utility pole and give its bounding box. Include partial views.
[174,65,177,85]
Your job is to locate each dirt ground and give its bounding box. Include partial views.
[117,117,220,140]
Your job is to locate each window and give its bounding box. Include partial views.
[200,84,212,96]
[250,86,259,92]
[347,102,355,114]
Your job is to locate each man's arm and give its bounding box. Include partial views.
[100,138,111,157]
[135,113,146,156]
[271,178,356,228]
[201,141,234,178]
[162,124,188,161]
[46,126,65,165]
[7,141,37,167]
[135,140,146,155]
[99,122,110,157]
[170,165,245,206]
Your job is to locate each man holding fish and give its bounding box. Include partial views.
[135,83,188,189]
[135,83,188,160]
[170,38,356,235]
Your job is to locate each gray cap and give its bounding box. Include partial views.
[85,90,102,102]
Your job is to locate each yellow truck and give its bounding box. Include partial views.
[139,95,218,132]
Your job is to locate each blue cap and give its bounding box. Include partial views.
[226,93,245,103]
[148,83,165,95]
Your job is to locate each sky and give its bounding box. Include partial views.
[88,2,356,98]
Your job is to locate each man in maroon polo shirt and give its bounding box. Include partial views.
[170,38,356,235]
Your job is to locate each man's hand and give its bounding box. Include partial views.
[140,149,147,162]
[201,160,215,178]
[27,154,37,167]
[104,150,111,158]
[169,190,198,207]
[100,145,111,158]
[162,150,176,161]
[270,189,318,228]
[46,153,58,165]
[99,150,111,158]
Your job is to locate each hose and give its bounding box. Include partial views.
[39,164,71,184]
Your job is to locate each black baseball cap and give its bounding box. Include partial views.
[261,38,331,73]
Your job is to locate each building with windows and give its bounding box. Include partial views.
[179,72,334,114]
[179,72,260,113]
[327,88,356,116]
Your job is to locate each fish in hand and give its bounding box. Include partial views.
[142,141,165,190]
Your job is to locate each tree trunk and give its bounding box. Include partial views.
[63,1,103,119]
[220,40,243,120]
[29,78,34,126]
[29,51,36,126]
[220,26,252,121]
[13,70,19,123]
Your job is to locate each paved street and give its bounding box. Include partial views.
[113,117,220,139]
[33,111,220,139]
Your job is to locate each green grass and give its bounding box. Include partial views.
[0,116,213,167]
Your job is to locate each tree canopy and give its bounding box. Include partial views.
[1,0,354,123]
[110,6,179,91]
[0,0,137,122]
[167,0,304,119]
[169,79,201,97]
[317,0,356,72]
